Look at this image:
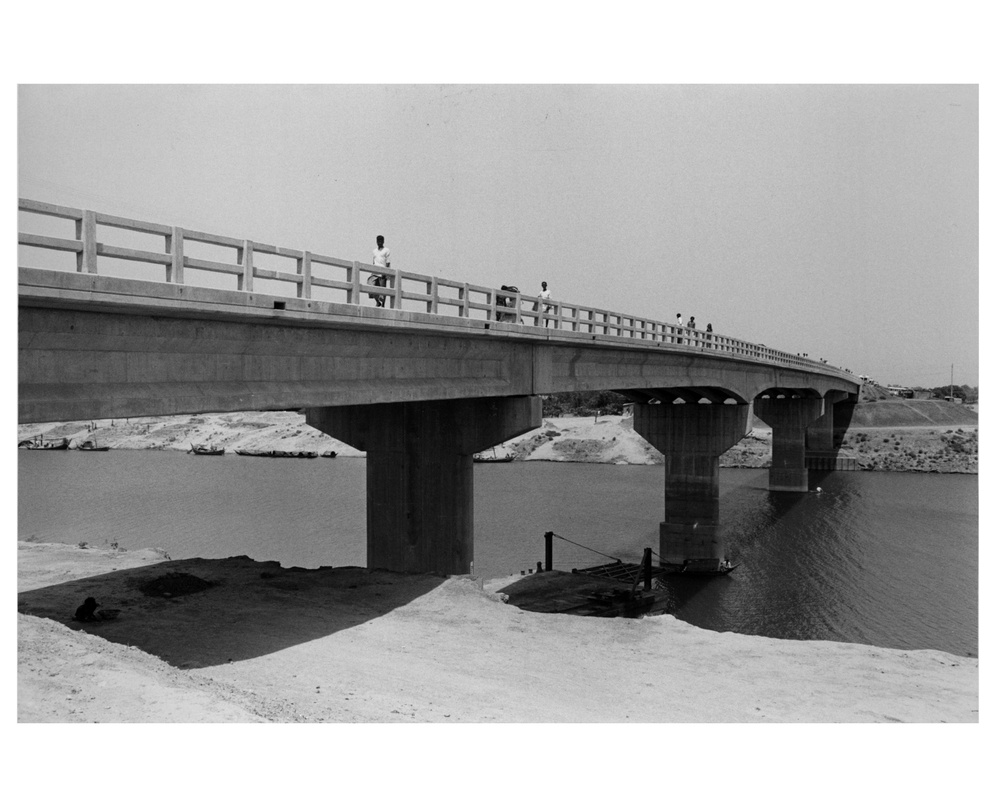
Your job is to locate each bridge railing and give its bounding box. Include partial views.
[18,198,838,373]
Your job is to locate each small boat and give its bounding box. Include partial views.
[235,449,319,459]
[25,436,71,450]
[474,447,514,463]
[660,558,739,576]
[321,450,338,458]
[77,438,110,452]
[188,443,225,456]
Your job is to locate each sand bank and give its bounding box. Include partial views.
[17,541,977,723]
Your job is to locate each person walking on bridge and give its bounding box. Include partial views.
[370,235,391,307]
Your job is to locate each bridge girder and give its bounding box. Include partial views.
[18,271,858,423]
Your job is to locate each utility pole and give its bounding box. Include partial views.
[951,364,954,401]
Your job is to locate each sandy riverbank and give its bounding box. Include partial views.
[17,541,977,723]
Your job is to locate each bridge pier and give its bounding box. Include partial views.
[306,396,541,575]
[805,391,851,468]
[632,403,749,565]
[754,397,824,492]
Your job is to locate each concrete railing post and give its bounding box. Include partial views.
[167,226,184,284]
[428,278,438,314]
[239,240,254,292]
[389,268,401,309]
[350,261,361,305]
[77,210,97,274]
[299,251,312,299]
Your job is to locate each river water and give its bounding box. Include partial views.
[18,451,978,657]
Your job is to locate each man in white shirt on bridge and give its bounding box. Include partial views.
[370,235,390,307]
[538,281,553,327]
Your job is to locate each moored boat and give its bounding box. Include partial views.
[659,558,739,576]
[235,449,320,459]
[77,438,110,452]
[473,447,514,463]
[188,443,225,456]
[24,436,71,450]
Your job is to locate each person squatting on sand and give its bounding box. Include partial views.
[74,596,100,622]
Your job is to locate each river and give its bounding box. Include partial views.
[18,451,977,657]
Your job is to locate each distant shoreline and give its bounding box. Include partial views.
[18,400,977,475]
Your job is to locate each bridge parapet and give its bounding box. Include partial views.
[18,198,850,378]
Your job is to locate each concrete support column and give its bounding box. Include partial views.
[806,401,835,452]
[806,392,851,469]
[832,393,858,435]
[632,403,749,565]
[305,396,541,575]
[754,397,824,492]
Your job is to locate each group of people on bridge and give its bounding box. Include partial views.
[367,234,554,324]
[367,235,714,341]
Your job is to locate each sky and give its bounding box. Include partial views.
[17,83,978,388]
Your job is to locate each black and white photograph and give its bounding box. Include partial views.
[8,6,988,806]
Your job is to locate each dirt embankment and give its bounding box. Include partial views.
[18,400,977,473]
[18,411,362,457]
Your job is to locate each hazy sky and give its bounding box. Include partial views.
[18,84,978,387]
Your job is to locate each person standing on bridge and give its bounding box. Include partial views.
[370,235,391,307]
[537,281,553,327]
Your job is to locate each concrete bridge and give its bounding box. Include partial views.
[18,199,860,575]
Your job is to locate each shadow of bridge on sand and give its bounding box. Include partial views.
[18,555,442,670]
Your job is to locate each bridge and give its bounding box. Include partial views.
[18,199,860,575]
